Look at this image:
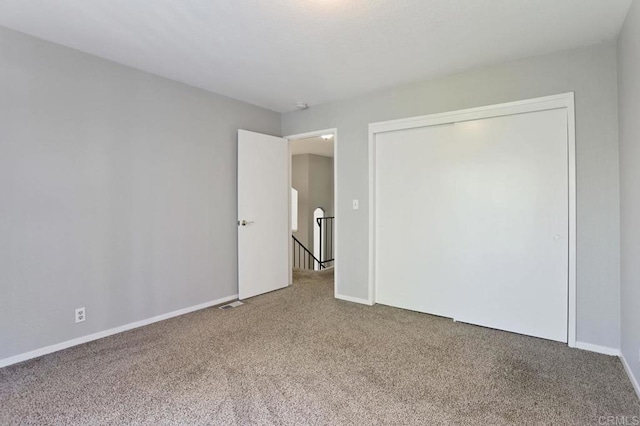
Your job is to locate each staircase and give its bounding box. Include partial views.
[292,216,335,270]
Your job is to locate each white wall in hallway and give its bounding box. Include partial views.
[291,154,334,251]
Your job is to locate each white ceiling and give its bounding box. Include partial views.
[291,137,334,158]
[0,0,632,112]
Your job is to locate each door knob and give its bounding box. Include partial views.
[238,220,254,226]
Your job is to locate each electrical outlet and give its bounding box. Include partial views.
[75,307,86,323]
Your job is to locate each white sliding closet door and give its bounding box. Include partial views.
[376,123,458,318]
[375,109,569,342]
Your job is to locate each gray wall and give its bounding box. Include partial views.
[0,27,280,360]
[618,0,640,391]
[308,154,334,261]
[292,154,334,252]
[282,43,621,349]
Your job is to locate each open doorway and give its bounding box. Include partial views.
[286,130,337,287]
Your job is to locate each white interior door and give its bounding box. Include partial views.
[375,109,569,342]
[238,130,289,300]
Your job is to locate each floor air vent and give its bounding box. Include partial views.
[219,301,244,310]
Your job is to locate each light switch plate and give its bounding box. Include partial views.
[352,199,359,210]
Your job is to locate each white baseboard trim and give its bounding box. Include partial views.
[0,294,238,369]
[335,293,373,306]
[620,354,640,401]
[575,341,620,356]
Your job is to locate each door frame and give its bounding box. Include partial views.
[285,128,338,295]
[368,93,577,347]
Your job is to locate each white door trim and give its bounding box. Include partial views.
[368,93,577,347]
[285,129,339,296]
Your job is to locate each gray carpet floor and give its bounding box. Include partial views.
[1,268,639,425]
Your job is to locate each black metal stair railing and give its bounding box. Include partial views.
[292,216,335,271]
[317,216,335,269]
[292,235,323,270]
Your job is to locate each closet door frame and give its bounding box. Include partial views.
[367,93,576,347]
